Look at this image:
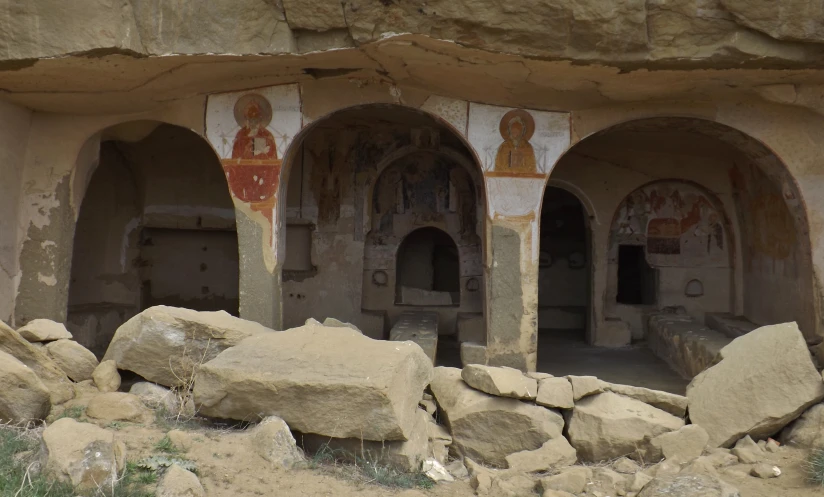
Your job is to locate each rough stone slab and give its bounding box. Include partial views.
[599,380,688,417]
[41,418,125,490]
[0,320,74,405]
[45,339,99,382]
[247,416,306,469]
[568,375,603,401]
[430,367,564,467]
[86,392,152,423]
[390,311,438,364]
[536,377,574,409]
[103,305,272,387]
[504,437,577,472]
[687,322,824,447]
[92,360,121,393]
[637,473,740,497]
[648,314,731,379]
[461,364,537,400]
[0,349,51,422]
[16,319,73,342]
[647,424,709,463]
[567,392,685,462]
[194,322,433,441]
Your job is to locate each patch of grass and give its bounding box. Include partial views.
[55,405,85,421]
[154,435,180,454]
[307,443,434,490]
[0,427,75,497]
[806,448,824,486]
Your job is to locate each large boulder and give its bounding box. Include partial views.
[44,339,99,382]
[0,349,51,422]
[567,392,684,462]
[193,322,433,441]
[16,319,73,342]
[40,418,125,490]
[781,403,824,448]
[687,322,824,447]
[638,473,740,497]
[461,365,537,400]
[0,320,74,404]
[103,306,271,387]
[430,367,565,467]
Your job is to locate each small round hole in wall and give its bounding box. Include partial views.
[466,277,480,292]
[372,270,388,287]
[685,279,704,297]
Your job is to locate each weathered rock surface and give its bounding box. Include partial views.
[461,364,537,400]
[568,375,603,401]
[600,380,688,417]
[540,466,591,494]
[129,382,179,413]
[103,306,271,387]
[638,473,740,497]
[647,424,710,463]
[156,464,205,497]
[781,402,824,448]
[45,339,99,382]
[248,416,306,469]
[41,418,125,490]
[92,360,121,393]
[194,322,433,441]
[430,367,564,467]
[504,437,577,472]
[86,392,152,423]
[0,320,74,404]
[16,319,73,342]
[536,377,574,409]
[0,349,51,422]
[687,322,824,447]
[567,392,685,462]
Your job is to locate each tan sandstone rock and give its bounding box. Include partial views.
[86,392,152,423]
[687,322,824,447]
[44,339,99,382]
[536,377,574,409]
[568,375,603,401]
[156,464,205,497]
[540,466,591,494]
[16,319,73,342]
[647,424,710,463]
[248,416,306,469]
[430,367,565,467]
[504,437,577,472]
[103,305,271,387]
[92,360,121,393]
[638,473,740,497]
[0,349,51,422]
[461,364,537,400]
[0,320,74,405]
[567,392,685,462]
[129,382,179,413]
[194,322,433,442]
[599,380,688,417]
[41,418,125,490]
[781,402,824,448]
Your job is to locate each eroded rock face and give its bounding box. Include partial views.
[430,367,565,467]
[0,349,51,422]
[0,320,74,405]
[193,322,433,441]
[41,418,125,490]
[567,392,685,462]
[687,322,824,447]
[103,306,271,387]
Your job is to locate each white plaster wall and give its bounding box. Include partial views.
[0,100,32,324]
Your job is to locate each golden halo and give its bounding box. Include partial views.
[499,109,535,141]
[233,93,273,128]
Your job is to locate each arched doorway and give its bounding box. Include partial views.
[278,104,485,360]
[67,122,238,357]
[538,186,591,359]
[540,116,812,389]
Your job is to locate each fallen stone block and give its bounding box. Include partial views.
[567,375,602,401]
[86,392,152,424]
[103,305,271,387]
[646,424,709,463]
[504,437,577,472]
[247,416,306,469]
[430,367,564,467]
[40,418,125,490]
[780,402,824,448]
[16,319,73,342]
[567,392,684,462]
[129,382,179,413]
[194,322,432,442]
[540,466,591,494]
[156,464,205,497]
[687,322,824,447]
[0,349,51,422]
[0,320,74,405]
[638,473,740,497]
[599,380,688,417]
[92,360,121,393]
[389,311,438,364]
[535,377,574,409]
[461,364,537,400]
[45,339,99,382]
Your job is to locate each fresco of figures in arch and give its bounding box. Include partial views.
[611,181,730,268]
[205,85,302,259]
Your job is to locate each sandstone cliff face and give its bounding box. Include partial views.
[1,0,823,66]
